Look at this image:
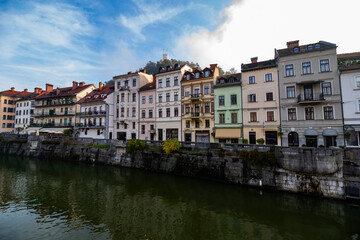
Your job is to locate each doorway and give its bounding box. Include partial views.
[249,132,256,144]
[265,131,278,145]
[304,84,313,101]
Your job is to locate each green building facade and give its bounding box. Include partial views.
[214,73,243,143]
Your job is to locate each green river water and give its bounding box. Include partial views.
[0,155,359,240]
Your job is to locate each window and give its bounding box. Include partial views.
[204,85,210,95]
[356,76,360,89]
[286,86,295,98]
[231,113,237,123]
[195,120,200,128]
[186,74,190,80]
[305,107,314,120]
[117,81,121,89]
[166,93,170,102]
[205,102,210,113]
[288,108,297,121]
[293,47,300,53]
[266,92,274,101]
[194,88,200,97]
[132,93,136,102]
[324,106,334,120]
[132,107,136,117]
[249,76,256,84]
[219,96,225,105]
[166,78,170,87]
[132,122,135,129]
[125,80,129,87]
[121,93,125,102]
[231,95,237,105]
[205,71,210,77]
[322,82,332,95]
[302,62,311,74]
[142,110,146,118]
[4,99,7,104]
[205,120,210,128]
[149,95,153,103]
[185,104,190,114]
[142,96,146,104]
[320,59,330,72]
[285,64,294,77]
[133,79,136,87]
[250,112,257,122]
[174,77,178,86]
[185,89,190,96]
[158,94,162,103]
[149,110,153,118]
[307,45,313,50]
[265,73,273,82]
[158,79,162,88]
[195,72,199,78]
[186,120,190,128]
[174,107,179,117]
[158,109,162,118]
[117,95,119,103]
[3,107,6,112]
[248,94,256,102]
[219,114,225,124]
[267,111,274,121]
[141,125,145,134]
[174,92,178,101]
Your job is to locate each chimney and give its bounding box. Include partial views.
[128,71,132,75]
[251,57,258,63]
[34,87,41,94]
[56,88,60,95]
[287,40,299,48]
[139,69,146,73]
[11,87,15,92]
[210,64,218,70]
[46,84,53,92]
[72,81,78,89]
[79,82,85,87]
[24,89,28,92]
[99,82,103,91]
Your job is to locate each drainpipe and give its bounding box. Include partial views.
[338,69,346,147]
[276,57,282,146]
[240,83,244,142]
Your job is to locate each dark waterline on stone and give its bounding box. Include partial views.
[0,155,359,240]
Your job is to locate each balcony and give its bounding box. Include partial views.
[35,100,75,107]
[190,94,203,101]
[119,86,130,91]
[33,112,76,117]
[30,123,75,127]
[191,112,203,119]
[77,111,106,117]
[76,123,105,129]
[297,93,325,104]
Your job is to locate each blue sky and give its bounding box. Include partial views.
[1,0,360,91]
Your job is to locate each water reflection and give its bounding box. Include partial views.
[0,155,359,240]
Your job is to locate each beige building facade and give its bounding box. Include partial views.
[181,64,219,142]
[241,58,280,145]
[139,81,156,140]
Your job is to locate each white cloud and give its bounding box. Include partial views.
[118,0,185,39]
[174,0,360,71]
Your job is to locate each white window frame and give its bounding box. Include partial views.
[301,61,312,75]
[248,75,256,84]
[321,82,332,96]
[158,79,163,88]
[248,93,257,103]
[286,107,298,121]
[265,91,275,101]
[264,73,273,82]
[284,64,295,77]
[319,58,331,72]
[204,84,210,95]
[357,99,360,112]
[304,106,316,120]
[265,110,275,121]
[141,96,146,104]
[249,111,258,122]
[285,85,296,98]
[355,76,360,89]
[322,105,335,120]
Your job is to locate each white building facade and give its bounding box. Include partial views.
[155,64,191,141]
[113,70,153,140]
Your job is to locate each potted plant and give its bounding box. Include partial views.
[256,138,265,145]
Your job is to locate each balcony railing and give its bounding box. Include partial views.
[30,123,74,127]
[190,93,203,99]
[77,111,106,116]
[35,100,75,107]
[297,93,325,104]
[76,123,105,128]
[118,86,130,91]
[33,112,75,117]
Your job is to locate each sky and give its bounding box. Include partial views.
[1,0,360,92]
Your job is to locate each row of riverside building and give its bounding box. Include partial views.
[1,40,360,147]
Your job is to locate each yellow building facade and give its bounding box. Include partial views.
[241,58,281,145]
[181,64,219,142]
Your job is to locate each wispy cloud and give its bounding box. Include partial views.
[118,0,185,39]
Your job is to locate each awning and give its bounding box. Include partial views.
[215,129,241,138]
[39,128,70,134]
[304,129,318,136]
[264,127,279,131]
[354,127,360,132]
[322,129,338,136]
[23,127,42,134]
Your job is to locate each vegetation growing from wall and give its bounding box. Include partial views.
[163,139,180,155]
[126,139,148,155]
[240,149,276,168]
[63,129,73,136]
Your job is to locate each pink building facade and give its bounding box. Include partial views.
[138,81,156,140]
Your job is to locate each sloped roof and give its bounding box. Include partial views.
[241,59,276,72]
[0,89,33,98]
[139,80,156,92]
[36,84,94,100]
[77,84,114,104]
[156,64,185,75]
[276,41,337,58]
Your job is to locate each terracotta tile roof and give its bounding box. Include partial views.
[77,84,114,104]
[0,89,33,98]
[241,59,276,72]
[156,64,185,74]
[215,73,242,87]
[339,65,360,72]
[36,84,94,100]
[276,41,337,58]
[337,52,360,60]
[139,80,156,92]
[181,64,217,82]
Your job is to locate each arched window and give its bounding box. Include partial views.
[288,132,299,146]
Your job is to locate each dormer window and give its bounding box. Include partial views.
[195,72,200,78]
[186,74,190,80]
[94,95,99,99]
[166,66,171,71]
[293,47,300,53]
[159,67,163,72]
[307,45,313,50]
[315,43,320,49]
[205,71,210,77]
[174,64,179,69]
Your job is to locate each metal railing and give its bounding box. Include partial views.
[297,93,325,103]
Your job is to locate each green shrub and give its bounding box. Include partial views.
[63,129,73,136]
[89,144,110,149]
[256,138,265,145]
[240,149,276,168]
[126,139,148,155]
[344,132,351,140]
[0,135,4,141]
[162,139,180,155]
[242,139,248,144]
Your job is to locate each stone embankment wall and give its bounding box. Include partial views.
[0,135,349,199]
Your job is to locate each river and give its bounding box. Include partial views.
[0,155,359,240]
